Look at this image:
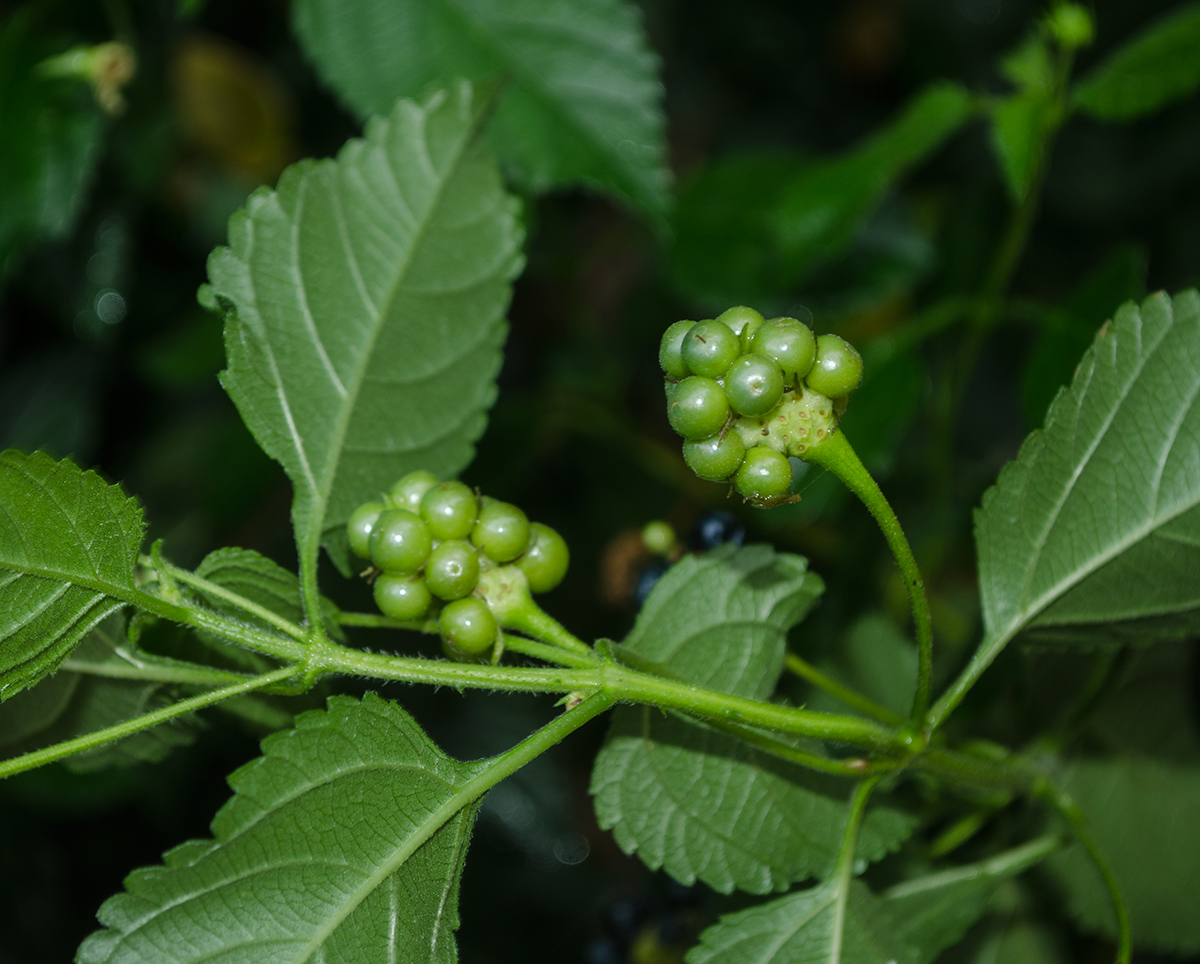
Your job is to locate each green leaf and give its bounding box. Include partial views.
[971,290,1200,681]
[806,614,917,721]
[944,912,1067,964]
[291,0,669,216]
[1072,4,1200,120]
[770,83,973,279]
[0,12,104,278]
[0,450,145,700]
[208,81,523,590]
[619,543,825,700]
[0,614,202,771]
[990,90,1053,201]
[78,693,484,963]
[192,546,345,641]
[687,881,914,964]
[593,708,916,895]
[1042,757,1200,953]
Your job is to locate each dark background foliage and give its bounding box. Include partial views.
[0,0,1197,961]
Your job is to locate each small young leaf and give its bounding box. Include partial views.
[1072,4,1200,121]
[990,90,1053,201]
[970,290,1200,684]
[1041,757,1200,953]
[292,0,669,217]
[209,81,523,587]
[688,880,914,964]
[0,450,145,700]
[192,546,344,640]
[620,543,824,700]
[592,708,916,895]
[78,693,485,963]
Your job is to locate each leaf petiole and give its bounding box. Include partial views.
[785,652,907,727]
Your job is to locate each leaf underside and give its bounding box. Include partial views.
[78,693,484,964]
[973,290,1200,669]
[0,450,145,700]
[292,0,669,216]
[208,81,523,579]
[1042,757,1200,953]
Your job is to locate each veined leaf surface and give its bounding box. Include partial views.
[963,291,1200,695]
[0,451,144,700]
[78,693,485,963]
[292,0,669,216]
[592,545,914,894]
[208,82,523,586]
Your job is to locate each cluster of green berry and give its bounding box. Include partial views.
[660,306,863,504]
[346,471,569,660]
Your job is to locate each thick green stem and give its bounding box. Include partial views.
[0,665,299,780]
[785,652,906,727]
[803,430,934,728]
[1038,779,1131,964]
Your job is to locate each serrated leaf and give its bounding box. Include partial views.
[770,83,972,279]
[208,82,523,585]
[1041,757,1200,953]
[592,708,916,895]
[78,693,485,963]
[621,543,825,700]
[292,0,669,216]
[969,290,1200,686]
[687,881,914,964]
[0,12,104,279]
[193,546,344,642]
[0,614,201,771]
[990,90,1053,201]
[0,450,145,700]
[1072,4,1200,121]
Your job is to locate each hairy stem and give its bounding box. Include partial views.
[0,665,299,780]
[785,652,906,727]
[803,430,934,728]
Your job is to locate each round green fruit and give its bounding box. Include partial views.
[680,319,741,378]
[716,305,765,342]
[368,508,433,573]
[420,481,478,540]
[373,573,432,620]
[805,334,863,399]
[683,431,746,482]
[725,352,785,416]
[735,447,793,501]
[440,596,498,658]
[659,320,695,378]
[389,470,440,512]
[751,317,817,386]
[472,501,531,563]
[347,501,386,559]
[667,376,730,439]
[425,539,480,600]
[519,523,570,593]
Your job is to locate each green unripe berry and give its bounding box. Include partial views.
[680,319,741,378]
[752,317,817,386]
[347,501,386,559]
[420,481,478,540]
[1049,3,1094,48]
[373,573,432,620]
[641,520,675,555]
[725,352,785,417]
[369,508,433,573]
[389,470,439,512]
[805,334,863,399]
[716,306,765,342]
[472,500,532,562]
[519,522,570,593]
[735,447,793,501]
[683,431,746,482]
[425,539,481,600]
[659,320,695,378]
[440,596,498,658]
[667,376,730,439]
